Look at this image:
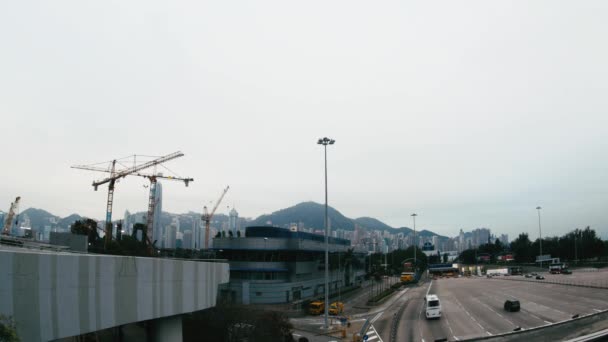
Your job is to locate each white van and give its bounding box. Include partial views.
[425,294,442,319]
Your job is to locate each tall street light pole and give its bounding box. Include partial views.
[318,137,335,330]
[536,206,543,269]
[411,213,417,272]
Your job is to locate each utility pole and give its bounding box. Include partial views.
[536,206,543,269]
[411,213,418,272]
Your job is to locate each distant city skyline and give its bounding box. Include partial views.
[10,201,606,242]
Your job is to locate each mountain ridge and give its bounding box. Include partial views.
[15,202,449,239]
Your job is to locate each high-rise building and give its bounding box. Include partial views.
[183,230,193,249]
[0,211,5,231]
[229,207,239,236]
[165,223,177,249]
[123,210,131,236]
[459,229,465,252]
[149,182,164,247]
[432,235,439,249]
[500,234,509,245]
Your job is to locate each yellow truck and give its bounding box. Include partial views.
[308,301,325,315]
[400,272,414,283]
[329,301,344,315]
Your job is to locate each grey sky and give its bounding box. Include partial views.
[1,1,607,239]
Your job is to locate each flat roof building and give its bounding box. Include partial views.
[213,226,365,306]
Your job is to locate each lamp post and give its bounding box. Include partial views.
[574,230,578,262]
[411,213,417,271]
[318,137,335,330]
[536,206,543,269]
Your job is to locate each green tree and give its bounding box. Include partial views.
[70,219,100,245]
[0,315,19,342]
[458,249,476,264]
[183,306,293,342]
[510,233,533,263]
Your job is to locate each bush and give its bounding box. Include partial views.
[183,305,293,342]
[0,315,19,342]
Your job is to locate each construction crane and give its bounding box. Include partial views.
[2,196,21,236]
[202,186,229,249]
[72,151,187,248]
[139,173,193,250]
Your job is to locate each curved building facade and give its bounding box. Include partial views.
[213,226,365,305]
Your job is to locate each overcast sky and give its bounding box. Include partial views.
[1,1,607,239]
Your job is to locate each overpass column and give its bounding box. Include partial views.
[153,315,183,342]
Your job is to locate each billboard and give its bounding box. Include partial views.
[536,254,552,262]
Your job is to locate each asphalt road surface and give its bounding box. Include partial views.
[372,275,608,342]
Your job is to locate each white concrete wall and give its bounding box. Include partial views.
[0,248,229,342]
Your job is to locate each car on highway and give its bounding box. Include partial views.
[536,275,545,280]
[504,299,520,312]
[525,274,532,278]
[425,294,442,319]
[561,269,572,274]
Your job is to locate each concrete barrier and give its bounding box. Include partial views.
[0,248,229,341]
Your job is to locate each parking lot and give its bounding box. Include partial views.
[398,272,608,341]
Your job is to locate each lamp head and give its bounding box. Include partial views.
[317,137,335,145]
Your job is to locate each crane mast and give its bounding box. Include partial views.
[72,151,188,249]
[2,196,21,236]
[202,186,229,249]
[142,174,193,251]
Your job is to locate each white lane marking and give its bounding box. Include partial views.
[370,311,383,323]
[426,280,433,297]
[440,299,458,341]
[544,320,552,324]
[482,291,547,323]
[453,297,491,335]
[417,297,425,342]
[472,297,516,327]
[521,309,546,322]
[594,309,602,313]
[503,290,569,316]
[365,325,383,342]
[486,332,493,336]
[350,318,366,323]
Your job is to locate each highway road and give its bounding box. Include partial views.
[371,274,608,341]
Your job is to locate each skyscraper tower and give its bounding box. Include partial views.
[123,210,131,236]
[459,229,465,253]
[152,182,163,247]
[229,207,239,236]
